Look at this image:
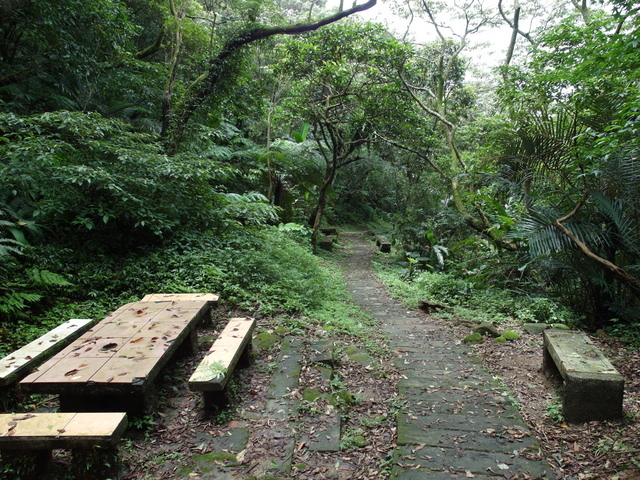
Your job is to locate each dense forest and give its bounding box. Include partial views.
[2,0,640,352]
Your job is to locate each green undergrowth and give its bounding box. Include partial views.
[0,225,346,355]
[0,224,384,358]
[373,257,581,328]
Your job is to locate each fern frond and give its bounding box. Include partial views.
[0,292,43,318]
[27,269,73,288]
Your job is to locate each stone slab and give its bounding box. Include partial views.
[266,337,302,399]
[396,418,539,452]
[392,445,554,479]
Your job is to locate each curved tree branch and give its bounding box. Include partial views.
[553,188,640,293]
[164,0,377,154]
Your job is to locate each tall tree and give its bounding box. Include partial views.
[275,21,411,247]
[162,0,378,154]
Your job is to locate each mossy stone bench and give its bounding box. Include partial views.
[319,235,335,251]
[0,318,94,387]
[0,412,127,450]
[189,317,256,408]
[376,235,391,253]
[543,329,624,423]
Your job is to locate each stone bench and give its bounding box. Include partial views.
[0,318,94,387]
[318,235,335,251]
[189,317,256,408]
[0,411,127,451]
[376,235,391,253]
[543,329,624,423]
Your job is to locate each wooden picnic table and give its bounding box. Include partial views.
[19,299,211,414]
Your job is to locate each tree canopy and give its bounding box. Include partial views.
[3,0,640,337]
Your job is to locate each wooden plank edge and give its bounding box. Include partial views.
[0,319,97,387]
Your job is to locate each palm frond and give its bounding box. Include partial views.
[590,190,640,256]
[511,205,608,258]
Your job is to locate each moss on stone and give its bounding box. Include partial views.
[193,451,240,472]
[495,336,507,343]
[254,331,280,350]
[353,435,367,447]
[302,388,322,402]
[474,322,500,338]
[463,332,484,344]
[502,329,520,341]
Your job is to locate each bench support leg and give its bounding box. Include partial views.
[0,449,50,479]
[203,390,229,410]
[60,391,153,417]
[238,343,253,369]
[176,329,199,358]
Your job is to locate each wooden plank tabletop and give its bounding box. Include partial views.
[141,293,219,305]
[20,301,209,395]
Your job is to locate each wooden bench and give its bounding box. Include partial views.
[189,317,256,408]
[543,329,624,423]
[376,235,391,253]
[0,412,127,450]
[0,319,94,387]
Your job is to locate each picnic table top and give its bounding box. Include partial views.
[20,300,210,395]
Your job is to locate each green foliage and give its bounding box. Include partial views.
[546,396,564,424]
[0,0,136,113]
[375,258,580,327]
[0,111,279,245]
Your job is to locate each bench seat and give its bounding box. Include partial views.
[0,319,94,387]
[543,329,624,423]
[189,317,255,407]
[0,412,127,450]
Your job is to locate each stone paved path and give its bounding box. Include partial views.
[341,231,553,479]
[182,231,553,479]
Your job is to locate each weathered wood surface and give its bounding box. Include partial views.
[0,319,95,387]
[0,412,127,450]
[20,301,209,398]
[543,329,624,423]
[141,293,219,306]
[189,317,256,392]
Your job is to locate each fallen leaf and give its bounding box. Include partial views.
[131,337,143,343]
[236,449,246,462]
[65,369,79,377]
